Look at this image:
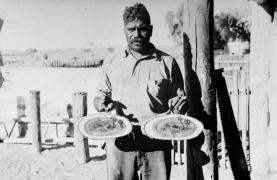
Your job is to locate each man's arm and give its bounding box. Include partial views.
[93,56,115,112]
[168,59,189,114]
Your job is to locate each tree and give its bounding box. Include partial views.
[165,3,251,49]
[165,4,184,47]
[214,12,250,42]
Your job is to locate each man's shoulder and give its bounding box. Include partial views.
[155,48,177,64]
[103,48,125,66]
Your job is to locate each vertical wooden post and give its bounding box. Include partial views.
[73,91,89,164]
[171,140,175,164]
[177,140,181,165]
[268,6,277,175]
[183,0,217,179]
[250,2,270,177]
[249,1,277,177]
[233,71,240,129]
[30,91,42,153]
[180,140,185,165]
[182,140,187,176]
[246,87,251,170]
[241,71,247,155]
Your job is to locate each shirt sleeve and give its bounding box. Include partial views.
[168,59,185,99]
[94,55,113,98]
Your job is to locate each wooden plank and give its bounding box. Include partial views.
[181,140,187,168]
[233,71,240,129]
[5,117,73,139]
[179,140,185,165]
[4,138,32,144]
[57,137,74,144]
[0,122,9,138]
[3,137,74,144]
[246,87,251,171]
[8,117,73,124]
[176,140,181,165]
[173,140,178,165]
[73,91,89,164]
[241,71,247,155]
[183,0,217,179]
[249,2,275,176]
[30,91,42,153]
[171,140,175,165]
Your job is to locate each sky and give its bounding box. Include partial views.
[0,0,247,50]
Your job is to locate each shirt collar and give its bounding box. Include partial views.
[122,43,161,61]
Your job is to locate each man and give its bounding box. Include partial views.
[93,3,188,180]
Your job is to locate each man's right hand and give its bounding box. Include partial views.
[93,96,115,112]
[168,95,189,114]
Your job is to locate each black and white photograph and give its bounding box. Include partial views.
[0,0,276,179]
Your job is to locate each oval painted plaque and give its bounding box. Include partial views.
[78,113,132,139]
[142,114,203,140]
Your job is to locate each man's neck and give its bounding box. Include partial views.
[129,43,154,60]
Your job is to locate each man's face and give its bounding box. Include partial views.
[124,19,153,53]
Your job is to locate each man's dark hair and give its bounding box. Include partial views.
[123,3,151,25]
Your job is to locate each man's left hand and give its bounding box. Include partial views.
[168,96,189,114]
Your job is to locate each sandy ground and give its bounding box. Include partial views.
[0,142,234,180]
[0,66,236,180]
[0,66,107,179]
[0,143,107,180]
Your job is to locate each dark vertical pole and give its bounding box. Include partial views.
[73,91,89,164]
[30,91,42,153]
[183,0,217,179]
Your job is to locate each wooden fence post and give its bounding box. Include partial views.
[250,2,274,176]
[30,91,42,153]
[73,91,89,164]
[233,71,240,129]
